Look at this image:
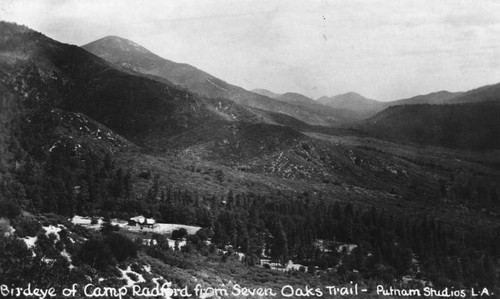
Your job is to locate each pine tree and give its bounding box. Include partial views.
[270,219,288,266]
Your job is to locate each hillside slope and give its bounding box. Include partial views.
[82,36,341,126]
[385,90,463,106]
[449,82,500,104]
[251,88,280,98]
[0,23,223,145]
[361,102,500,149]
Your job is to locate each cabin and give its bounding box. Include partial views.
[128,215,157,228]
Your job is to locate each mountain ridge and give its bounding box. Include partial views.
[360,101,500,149]
[386,90,464,106]
[251,88,280,98]
[82,36,341,126]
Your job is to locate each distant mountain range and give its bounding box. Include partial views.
[252,89,379,123]
[254,89,472,121]
[2,20,500,153]
[82,37,341,126]
[276,92,319,107]
[252,89,327,109]
[82,34,500,134]
[317,92,380,110]
[255,83,500,127]
[317,84,500,112]
[316,92,383,119]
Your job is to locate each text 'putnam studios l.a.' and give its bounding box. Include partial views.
[0,282,495,298]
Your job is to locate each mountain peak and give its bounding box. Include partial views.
[341,91,363,97]
[281,92,307,97]
[83,35,154,57]
[316,92,383,119]
[318,92,379,105]
[93,35,140,46]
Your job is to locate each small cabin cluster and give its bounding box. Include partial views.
[128,215,157,229]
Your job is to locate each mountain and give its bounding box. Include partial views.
[0,23,224,146]
[82,36,231,97]
[383,83,500,108]
[316,86,496,122]
[448,82,500,104]
[360,102,500,149]
[251,88,280,98]
[317,92,384,120]
[82,36,340,126]
[318,92,382,110]
[386,90,464,106]
[2,22,328,158]
[360,82,500,149]
[277,92,318,106]
[253,90,335,112]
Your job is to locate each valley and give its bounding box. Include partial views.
[0,20,499,298]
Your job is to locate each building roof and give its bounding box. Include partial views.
[130,215,156,224]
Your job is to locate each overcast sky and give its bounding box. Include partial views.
[2,0,500,101]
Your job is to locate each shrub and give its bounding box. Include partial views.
[186,234,200,246]
[76,239,115,270]
[145,247,194,269]
[171,228,188,240]
[152,233,169,250]
[195,228,213,241]
[0,236,32,278]
[181,243,193,253]
[71,224,91,239]
[130,263,142,273]
[101,221,119,235]
[41,213,69,226]
[105,233,137,262]
[244,253,259,266]
[12,216,42,238]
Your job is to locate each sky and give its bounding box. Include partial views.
[2,0,500,101]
